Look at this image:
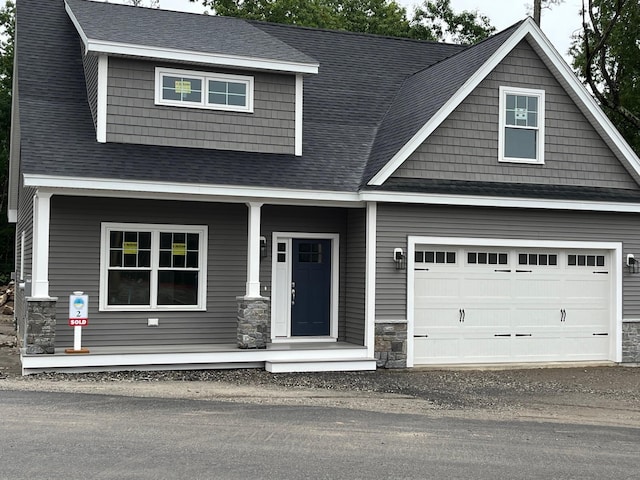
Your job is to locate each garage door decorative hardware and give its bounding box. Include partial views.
[592,271,609,274]
[592,333,609,336]
[515,333,532,337]
[494,334,511,337]
[414,334,429,338]
[516,269,532,273]
[458,309,465,322]
[494,269,511,272]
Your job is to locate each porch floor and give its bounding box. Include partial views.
[21,341,376,375]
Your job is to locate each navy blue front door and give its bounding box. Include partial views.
[291,239,331,336]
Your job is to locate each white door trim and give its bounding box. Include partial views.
[271,232,340,342]
[406,236,622,367]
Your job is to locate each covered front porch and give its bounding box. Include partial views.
[19,192,378,374]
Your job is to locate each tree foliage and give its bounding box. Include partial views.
[194,0,495,44]
[0,1,13,282]
[571,0,640,153]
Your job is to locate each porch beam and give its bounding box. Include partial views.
[245,202,263,298]
[31,191,52,298]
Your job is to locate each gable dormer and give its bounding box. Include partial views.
[65,0,318,156]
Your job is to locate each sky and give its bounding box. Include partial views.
[132,0,585,61]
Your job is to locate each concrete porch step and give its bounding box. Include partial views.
[265,357,377,373]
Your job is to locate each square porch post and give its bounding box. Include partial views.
[237,202,270,348]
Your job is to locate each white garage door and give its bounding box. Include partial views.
[413,246,612,365]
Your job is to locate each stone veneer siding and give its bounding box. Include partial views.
[24,298,58,354]
[375,321,407,368]
[237,296,271,349]
[622,321,640,363]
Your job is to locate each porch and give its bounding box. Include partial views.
[20,341,375,375]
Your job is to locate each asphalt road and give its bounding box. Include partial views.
[1,389,638,480]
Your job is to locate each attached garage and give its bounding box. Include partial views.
[408,238,620,366]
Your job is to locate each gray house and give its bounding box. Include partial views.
[11,0,640,374]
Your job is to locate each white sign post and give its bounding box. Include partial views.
[65,291,90,354]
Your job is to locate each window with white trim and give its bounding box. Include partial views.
[100,223,207,311]
[155,67,253,113]
[499,86,545,164]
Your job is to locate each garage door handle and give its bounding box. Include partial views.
[560,309,566,322]
[459,309,465,322]
[494,334,511,337]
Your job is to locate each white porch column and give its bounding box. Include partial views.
[245,202,263,298]
[365,202,377,357]
[31,191,52,298]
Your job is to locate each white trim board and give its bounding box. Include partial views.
[405,236,623,367]
[368,18,640,186]
[23,174,640,214]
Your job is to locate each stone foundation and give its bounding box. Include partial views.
[622,321,640,363]
[237,296,271,349]
[374,321,407,368]
[24,297,58,354]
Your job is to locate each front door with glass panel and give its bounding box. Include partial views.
[291,239,331,336]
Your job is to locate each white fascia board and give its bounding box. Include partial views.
[65,1,89,52]
[369,18,640,186]
[360,190,640,214]
[87,40,319,75]
[23,174,361,206]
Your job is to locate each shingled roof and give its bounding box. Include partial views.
[15,0,527,195]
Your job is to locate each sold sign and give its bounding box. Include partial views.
[69,293,89,325]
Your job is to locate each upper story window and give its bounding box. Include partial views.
[155,67,254,113]
[498,86,545,164]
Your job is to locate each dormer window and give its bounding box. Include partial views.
[498,86,545,164]
[155,67,254,113]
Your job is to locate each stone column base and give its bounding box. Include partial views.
[25,297,58,354]
[237,296,271,349]
[622,321,640,363]
[374,321,407,368]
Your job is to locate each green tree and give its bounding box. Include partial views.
[193,0,495,43]
[0,1,14,283]
[571,0,640,154]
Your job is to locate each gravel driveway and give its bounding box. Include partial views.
[2,314,639,427]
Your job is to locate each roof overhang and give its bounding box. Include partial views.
[64,1,319,75]
[23,174,640,214]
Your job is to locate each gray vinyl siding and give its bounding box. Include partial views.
[106,57,295,154]
[15,184,35,340]
[49,196,247,348]
[392,40,639,190]
[82,48,98,129]
[259,205,353,342]
[376,203,640,319]
[345,209,366,344]
[48,199,365,348]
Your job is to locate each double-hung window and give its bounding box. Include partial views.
[155,67,253,113]
[100,223,207,311]
[498,86,545,164]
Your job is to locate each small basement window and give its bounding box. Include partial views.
[155,67,253,113]
[498,86,545,164]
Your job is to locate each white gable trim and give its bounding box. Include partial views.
[368,17,640,186]
[65,2,318,75]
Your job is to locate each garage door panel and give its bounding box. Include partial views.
[412,245,613,366]
[512,278,562,299]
